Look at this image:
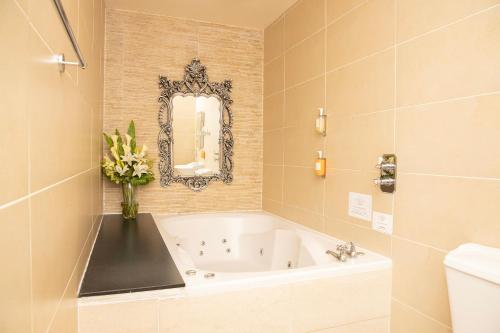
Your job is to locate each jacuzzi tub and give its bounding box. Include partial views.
[155,211,391,290]
[79,212,392,333]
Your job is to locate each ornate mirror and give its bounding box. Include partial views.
[158,59,233,191]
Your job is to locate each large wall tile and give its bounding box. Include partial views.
[326,50,394,117]
[265,17,284,63]
[284,0,325,50]
[397,6,500,106]
[263,164,283,202]
[324,169,393,226]
[264,92,284,131]
[0,200,31,333]
[80,300,158,333]
[397,0,500,42]
[264,56,284,96]
[31,172,93,332]
[312,317,389,333]
[264,129,284,165]
[392,238,451,326]
[394,174,500,251]
[28,30,91,191]
[396,93,500,178]
[326,0,394,70]
[327,111,394,172]
[284,75,325,128]
[291,270,391,332]
[285,30,325,88]
[284,125,325,168]
[283,166,324,214]
[0,0,29,205]
[326,0,366,24]
[391,300,452,333]
[281,204,325,232]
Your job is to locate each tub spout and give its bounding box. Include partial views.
[326,249,347,262]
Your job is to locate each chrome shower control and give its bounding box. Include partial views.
[374,154,397,193]
[373,178,395,186]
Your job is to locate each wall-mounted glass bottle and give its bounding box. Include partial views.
[315,151,326,177]
[315,108,327,136]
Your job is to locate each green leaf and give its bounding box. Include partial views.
[115,129,124,156]
[127,120,137,152]
[103,133,113,148]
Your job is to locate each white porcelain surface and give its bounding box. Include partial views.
[445,243,500,333]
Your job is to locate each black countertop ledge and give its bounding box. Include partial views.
[79,213,185,297]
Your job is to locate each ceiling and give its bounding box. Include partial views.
[105,0,297,30]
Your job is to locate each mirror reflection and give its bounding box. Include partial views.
[172,95,222,177]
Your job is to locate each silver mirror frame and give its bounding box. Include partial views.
[158,58,234,191]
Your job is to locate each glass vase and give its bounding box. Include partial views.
[121,182,138,221]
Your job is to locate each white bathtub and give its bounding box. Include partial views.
[155,211,391,291]
[79,212,393,333]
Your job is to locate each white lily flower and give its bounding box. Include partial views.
[115,164,129,176]
[125,134,132,146]
[122,143,131,156]
[132,163,149,177]
[121,152,136,165]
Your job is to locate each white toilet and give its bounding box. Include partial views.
[444,243,500,333]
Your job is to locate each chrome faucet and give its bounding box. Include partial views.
[326,241,364,262]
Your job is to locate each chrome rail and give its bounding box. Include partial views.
[52,0,87,71]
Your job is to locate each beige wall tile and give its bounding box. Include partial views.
[284,125,325,168]
[325,218,391,256]
[392,238,451,326]
[284,0,325,50]
[31,172,93,332]
[291,270,391,332]
[28,0,78,80]
[79,300,158,333]
[0,201,31,333]
[396,93,500,178]
[263,197,284,216]
[311,317,389,333]
[326,50,394,117]
[159,285,291,333]
[264,56,284,96]
[326,0,394,70]
[265,17,284,63]
[397,6,500,106]
[264,92,284,131]
[394,174,500,251]
[391,300,452,333]
[285,30,325,88]
[263,164,283,202]
[326,0,366,24]
[284,75,325,128]
[327,110,394,172]
[324,169,393,226]
[283,166,324,214]
[281,204,325,232]
[397,0,500,42]
[28,30,91,191]
[264,129,284,165]
[0,0,29,205]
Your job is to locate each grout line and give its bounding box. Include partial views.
[321,0,328,232]
[396,3,500,46]
[44,219,101,333]
[391,235,449,254]
[326,0,370,27]
[399,171,500,182]
[280,12,286,207]
[325,45,394,75]
[0,168,96,211]
[392,298,453,330]
[395,90,500,111]
[391,0,397,259]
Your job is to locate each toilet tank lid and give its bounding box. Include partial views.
[444,243,500,284]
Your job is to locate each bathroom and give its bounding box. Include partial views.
[1,0,499,332]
